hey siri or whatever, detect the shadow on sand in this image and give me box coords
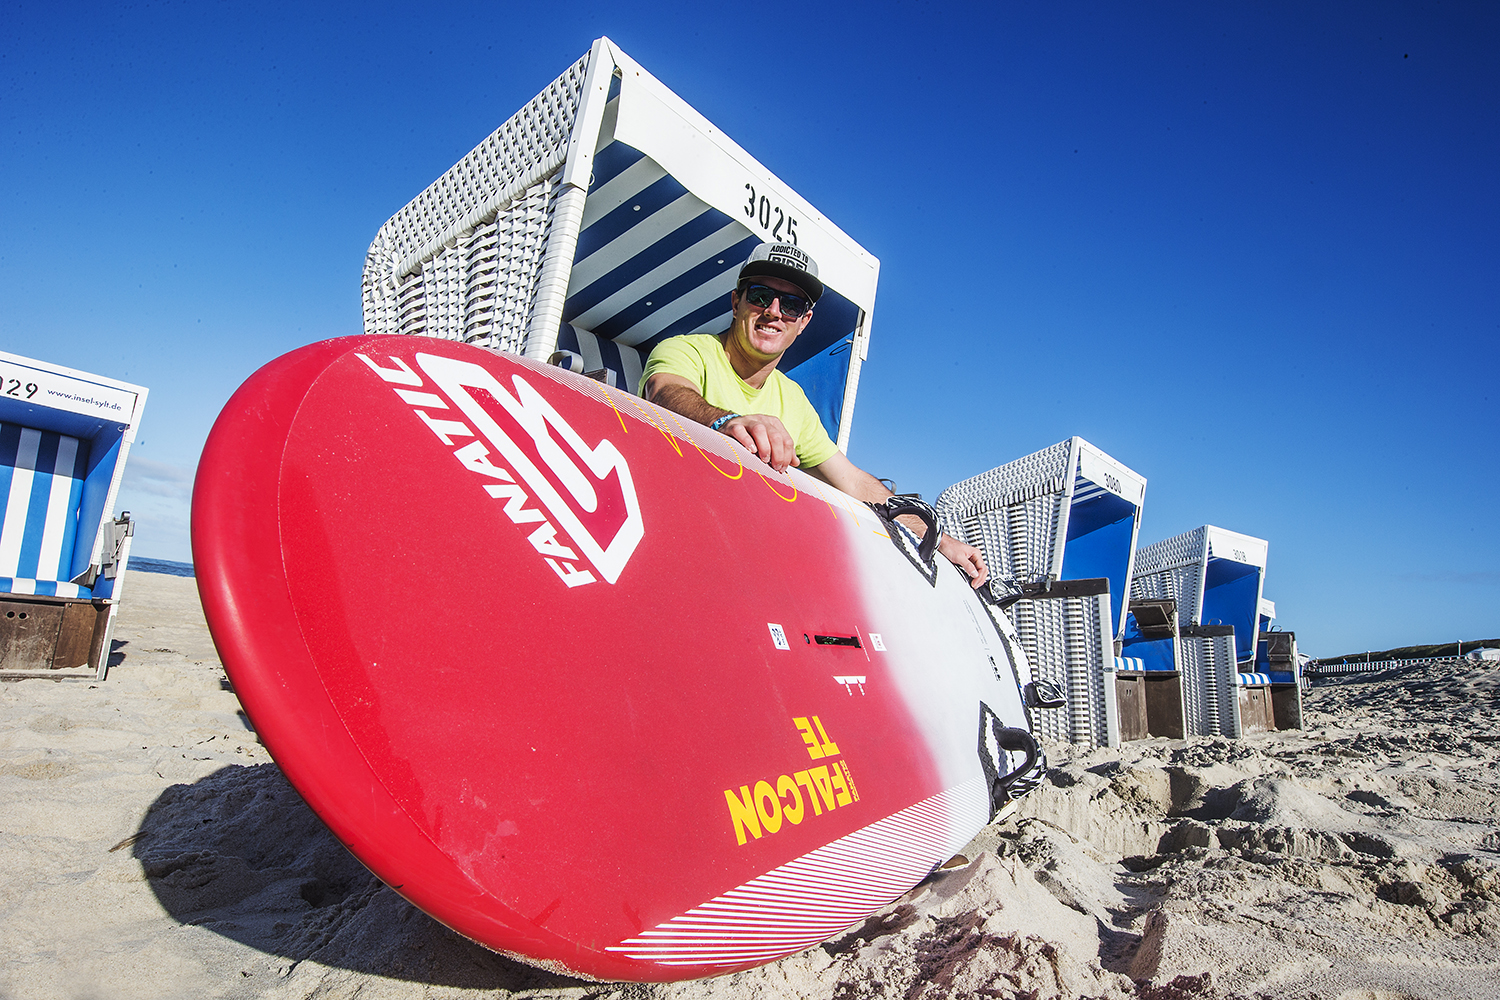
[131,763,594,991]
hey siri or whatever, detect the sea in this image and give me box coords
[130,557,195,578]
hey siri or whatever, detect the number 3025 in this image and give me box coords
[5,378,38,399]
[744,184,798,245]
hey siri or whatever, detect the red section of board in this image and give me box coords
[194,337,973,981]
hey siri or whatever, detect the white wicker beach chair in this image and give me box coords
[0,350,146,680]
[1130,525,1291,737]
[935,437,1147,748]
[361,37,880,452]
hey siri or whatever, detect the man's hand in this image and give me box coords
[722,413,799,473]
[643,373,801,473]
[937,533,989,589]
[808,453,990,589]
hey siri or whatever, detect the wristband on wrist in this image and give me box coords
[709,413,740,432]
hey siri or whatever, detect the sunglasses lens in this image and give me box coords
[745,285,775,308]
[743,284,808,319]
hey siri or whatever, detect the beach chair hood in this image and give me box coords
[361,37,879,452]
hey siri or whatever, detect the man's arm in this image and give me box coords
[644,370,988,587]
[643,372,800,473]
[806,452,989,588]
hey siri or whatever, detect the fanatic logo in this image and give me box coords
[357,351,644,587]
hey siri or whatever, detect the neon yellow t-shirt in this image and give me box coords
[640,333,840,469]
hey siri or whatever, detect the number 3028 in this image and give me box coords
[5,379,38,399]
[744,184,798,245]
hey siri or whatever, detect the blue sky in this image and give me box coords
[2,1,1495,656]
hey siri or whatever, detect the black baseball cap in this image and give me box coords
[737,243,824,303]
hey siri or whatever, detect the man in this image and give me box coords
[640,243,988,588]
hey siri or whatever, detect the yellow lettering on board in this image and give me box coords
[625,393,683,457]
[757,468,798,502]
[808,765,837,812]
[838,760,861,803]
[725,786,762,845]
[793,770,824,816]
[801,475,842,520]
[754,780,783,834]
[597,384,630,434]
[659,408,744,479]
[812,716,840,758]
[793,717,824,759]
[777,774,805,825]
[830,762,852,807]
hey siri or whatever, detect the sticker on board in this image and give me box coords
[767,623,790,650]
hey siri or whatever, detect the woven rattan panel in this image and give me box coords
[936,440,1072,514]
[1178,634,1238,738]
[1008,595,1107,748]
[375,171,562,351]
[1129,564,1199,622]
[1130,526,1208,624]
[936,440,1072,601]
[938,442,1117,747]
[473,179,559,350]
[1132,526,1206,578]
[363,52,589,343]
[1211,633,1239,736]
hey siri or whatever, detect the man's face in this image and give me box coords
[728,276,815,362]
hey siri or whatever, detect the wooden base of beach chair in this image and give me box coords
[1271,684,1303,731]
[1117,670,1188,741]
[1144,672,1187,739]
[1116,674,1148,741]
[1237,684,1275,734]
[0,595,109,673]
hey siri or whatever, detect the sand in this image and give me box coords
[3,571,1498,1000]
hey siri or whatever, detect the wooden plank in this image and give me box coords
[1271,684,1302,730]
[1116,675,1148,742]
[1144,675,1186,739]
[54,601,100,669]
[1238,686,1274,734]
[0,599,66,671]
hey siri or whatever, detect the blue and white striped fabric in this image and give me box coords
[1236,672,1272,686]
[1073,472,1114,506]
[565,137,759,362]
[555,323,647,395]
[561,102,862,433]
[0,423,92,598]
[1115,656,1146,672]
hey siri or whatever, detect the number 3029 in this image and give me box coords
[744,184,798,245]
[5,378,38,399]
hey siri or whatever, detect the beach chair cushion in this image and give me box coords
[1237,670,1294,685]
[0,424,93,599]
[0,576,89,598]
[1115,656,1146,672]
